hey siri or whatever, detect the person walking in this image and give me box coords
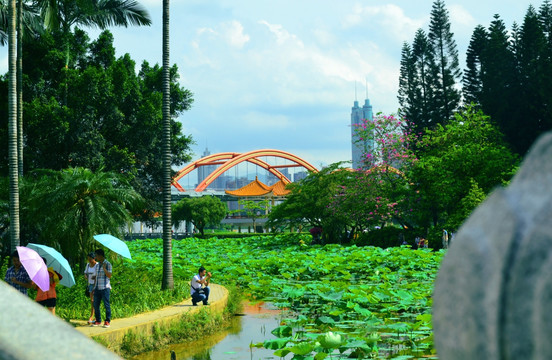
[83,252,98,324]
[93,249,112,328]
[190,266,211,306]
[4,250,32,295]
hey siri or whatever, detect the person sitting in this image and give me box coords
[190,266,211,306]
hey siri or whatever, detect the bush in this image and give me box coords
[353,227,415,248]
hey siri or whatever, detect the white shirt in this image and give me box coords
[191,274,203,295]
[84,263,98,285]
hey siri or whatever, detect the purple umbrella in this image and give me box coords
[16,246,49,292]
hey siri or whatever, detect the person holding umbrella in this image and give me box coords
[4,250,32,295]
[84,252,98,324]
[93,249,112,328]
[33,257,60,315]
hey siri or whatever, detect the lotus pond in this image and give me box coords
[127,234,445,359]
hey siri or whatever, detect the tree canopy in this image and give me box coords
[402,0,552,156]
[0,28,194,222]
[172,196,227,236]
[408,106,519,230]
[22,167,143,266]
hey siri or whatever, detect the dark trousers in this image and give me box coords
[191,286,210,305]
[94,288,111,322]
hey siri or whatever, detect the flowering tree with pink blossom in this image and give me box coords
[354,113,418,170]
[329,113,419,233]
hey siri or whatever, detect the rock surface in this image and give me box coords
[433,131,552,359]
[0,281,120,359]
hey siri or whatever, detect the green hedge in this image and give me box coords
[352,227,444,250]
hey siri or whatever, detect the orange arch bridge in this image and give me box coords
[172,149,319,192]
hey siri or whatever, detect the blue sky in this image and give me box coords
[0,1,538,170]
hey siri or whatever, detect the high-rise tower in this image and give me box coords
[197,147,216,188]
[351,84,374,169]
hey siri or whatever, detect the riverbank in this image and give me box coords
[73,283,229,357]
[131,302,283,360]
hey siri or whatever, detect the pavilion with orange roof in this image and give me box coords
[225,176,290,198]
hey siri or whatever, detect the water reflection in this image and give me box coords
[131,302,282,360]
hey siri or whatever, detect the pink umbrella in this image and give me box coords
[16,246,49,292]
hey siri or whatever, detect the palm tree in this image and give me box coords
[1,2,42,179]
[161,0,173,290]
[17,0,24,177]
[24,167,143,265]
[39,0,151,31]
[8,0,20,252]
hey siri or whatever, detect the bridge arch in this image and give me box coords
[172,149,318,192]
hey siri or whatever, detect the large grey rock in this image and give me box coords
[0,282,120,360]
[433,131,552,360]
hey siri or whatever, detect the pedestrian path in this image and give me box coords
[73,284,228,346]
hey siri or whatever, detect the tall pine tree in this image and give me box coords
[398,42,416,121]
[398,29,436,133]
[480,15,517,150]
[428,0,461,126]
[516,6,548,154]
[538,1,552,140]
[463,25,487,106]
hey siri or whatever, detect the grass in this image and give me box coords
[117,284,243,358]
[55,262,190,321]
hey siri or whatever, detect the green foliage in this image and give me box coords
[354,227,415,249]
[233,198,269,233]
[118,308,225,358]
[446,179,487,230]
[463,25,487,105]
[124,236,443,359]
[343,113,418,231]
[399,0,462,133]
[408,105,519,230]
[398,28,435,133]
[267,163,352,243]
[21,167,143,266]
[19,235,442,358]
[0,28,194,223]
[56,259,189,321]
[428,0,462,125]
[172,196,227,236]
[402,1,552,156]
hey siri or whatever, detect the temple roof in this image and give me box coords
[268,180,291,196]
[225,177,290,197]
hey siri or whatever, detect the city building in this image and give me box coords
[197,147,218,189]
[351,86,374,170]
[294,171,307,182]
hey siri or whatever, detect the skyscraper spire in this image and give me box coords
[351,78,374,170]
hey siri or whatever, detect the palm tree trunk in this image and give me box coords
[161,0,174,290]
[8,0,20,251]
[17,0,23,177]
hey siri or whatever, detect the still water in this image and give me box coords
[131,302,283,360]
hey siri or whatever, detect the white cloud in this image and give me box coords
[258,20,303,47]
[343,4,424,42]
[197,27,216,36]
[220,21,250,49]
[312,28,336,46]
[242,111,290,129]
[0,54,6,75]
[449,4,476,28]
[196,21,250,49]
